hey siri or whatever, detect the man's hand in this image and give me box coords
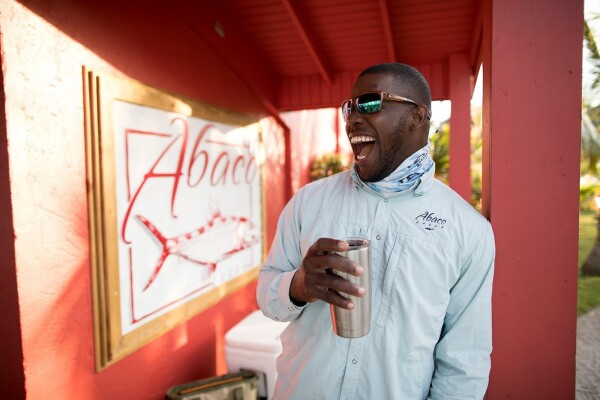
[290,238,366,309]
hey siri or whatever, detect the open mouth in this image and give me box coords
[350,136,376,161]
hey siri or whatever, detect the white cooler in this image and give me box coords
[225,310,289,400]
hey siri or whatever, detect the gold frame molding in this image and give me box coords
[83,67,266,370]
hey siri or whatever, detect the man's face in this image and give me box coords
[345,73,415,182]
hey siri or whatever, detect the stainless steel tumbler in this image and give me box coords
[330,237,371,338]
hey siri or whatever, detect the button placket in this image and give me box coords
[340,340,367,399]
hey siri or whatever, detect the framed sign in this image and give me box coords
[83,68,265,370]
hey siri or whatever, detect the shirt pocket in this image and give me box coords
[374,232,454,329]
[374,233,407,329]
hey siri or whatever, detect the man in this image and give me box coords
[257,63,495,399]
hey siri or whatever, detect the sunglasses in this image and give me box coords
[341,91,431,121]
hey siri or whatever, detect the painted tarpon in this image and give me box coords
[135,211,260,291]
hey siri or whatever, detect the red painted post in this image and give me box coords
[482,0,582,398]
[449,53,473,202]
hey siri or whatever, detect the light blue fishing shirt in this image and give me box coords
[257,167,495,400]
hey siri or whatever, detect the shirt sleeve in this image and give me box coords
[256,193,307,322]
[428,220,495,400]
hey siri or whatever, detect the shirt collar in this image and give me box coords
[351,166,435,195]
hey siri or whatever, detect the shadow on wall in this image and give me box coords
[20,176,262,397]
[0,66,26,399]
[16,0,269,116]
[26,254,258,399]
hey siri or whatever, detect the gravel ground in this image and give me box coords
[576,307,600,400]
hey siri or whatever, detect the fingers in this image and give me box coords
[293,238,367,309]
[308,237,349,256]
[292,262,365,307]
[305,272,366,309]
[326,255,364,276]
[307,284,356,309]
[305,239,363,276]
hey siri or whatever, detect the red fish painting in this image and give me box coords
[135,211,260,291]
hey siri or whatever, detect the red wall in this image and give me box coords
[281,108,352,192]
[0,1,287,398]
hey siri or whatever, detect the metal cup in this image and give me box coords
[329,237,371,338]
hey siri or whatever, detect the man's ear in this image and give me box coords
[410,105,429,129]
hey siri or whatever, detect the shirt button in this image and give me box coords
[384,198,388,203]
[352,359,357,364]
[376,235,381,240]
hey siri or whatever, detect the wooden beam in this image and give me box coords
[483,0,581,396]
[448,53,472,201]
[176,2,279,110]
[281,0,333,86]
[378,0,396,62]
[469,2,483,97]
[469,1,483,71]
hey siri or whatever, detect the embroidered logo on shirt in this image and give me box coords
[415,211,447,231]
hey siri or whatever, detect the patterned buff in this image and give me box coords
[365,142,434,194]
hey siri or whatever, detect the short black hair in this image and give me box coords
[359,63,431,109]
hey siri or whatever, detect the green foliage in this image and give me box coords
[470,109,483,211]
[578,211,600,315]
[579,211,596,267]
[580,181,600,211]
[309,153,348,181]
[578,276,600,316]
[582,14,600,176]
[429,123,450,184]
[584,19,600,95]
[588,102,600,124]
[579,20,600,317]
[429,107,483,210]
[581,109,600,176]
[470,173,482,211]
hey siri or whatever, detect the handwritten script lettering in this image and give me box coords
[121,118,258,243]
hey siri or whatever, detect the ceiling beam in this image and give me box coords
[469,1,483,70]
[378,0,397,62]
[468,1,483,95]
[176,3,283,119]
[281,0,333,86]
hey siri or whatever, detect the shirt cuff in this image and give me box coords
[278,269,307,313]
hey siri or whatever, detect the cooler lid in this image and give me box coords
[225,310,289,353]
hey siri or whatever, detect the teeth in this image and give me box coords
[357,155,366,160]
[350,136,375,144]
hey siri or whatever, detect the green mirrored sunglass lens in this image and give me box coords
[358,100,381,114]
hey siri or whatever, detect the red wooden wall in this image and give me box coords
[0,1,287,398]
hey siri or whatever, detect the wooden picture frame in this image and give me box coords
[83,68,266,370]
